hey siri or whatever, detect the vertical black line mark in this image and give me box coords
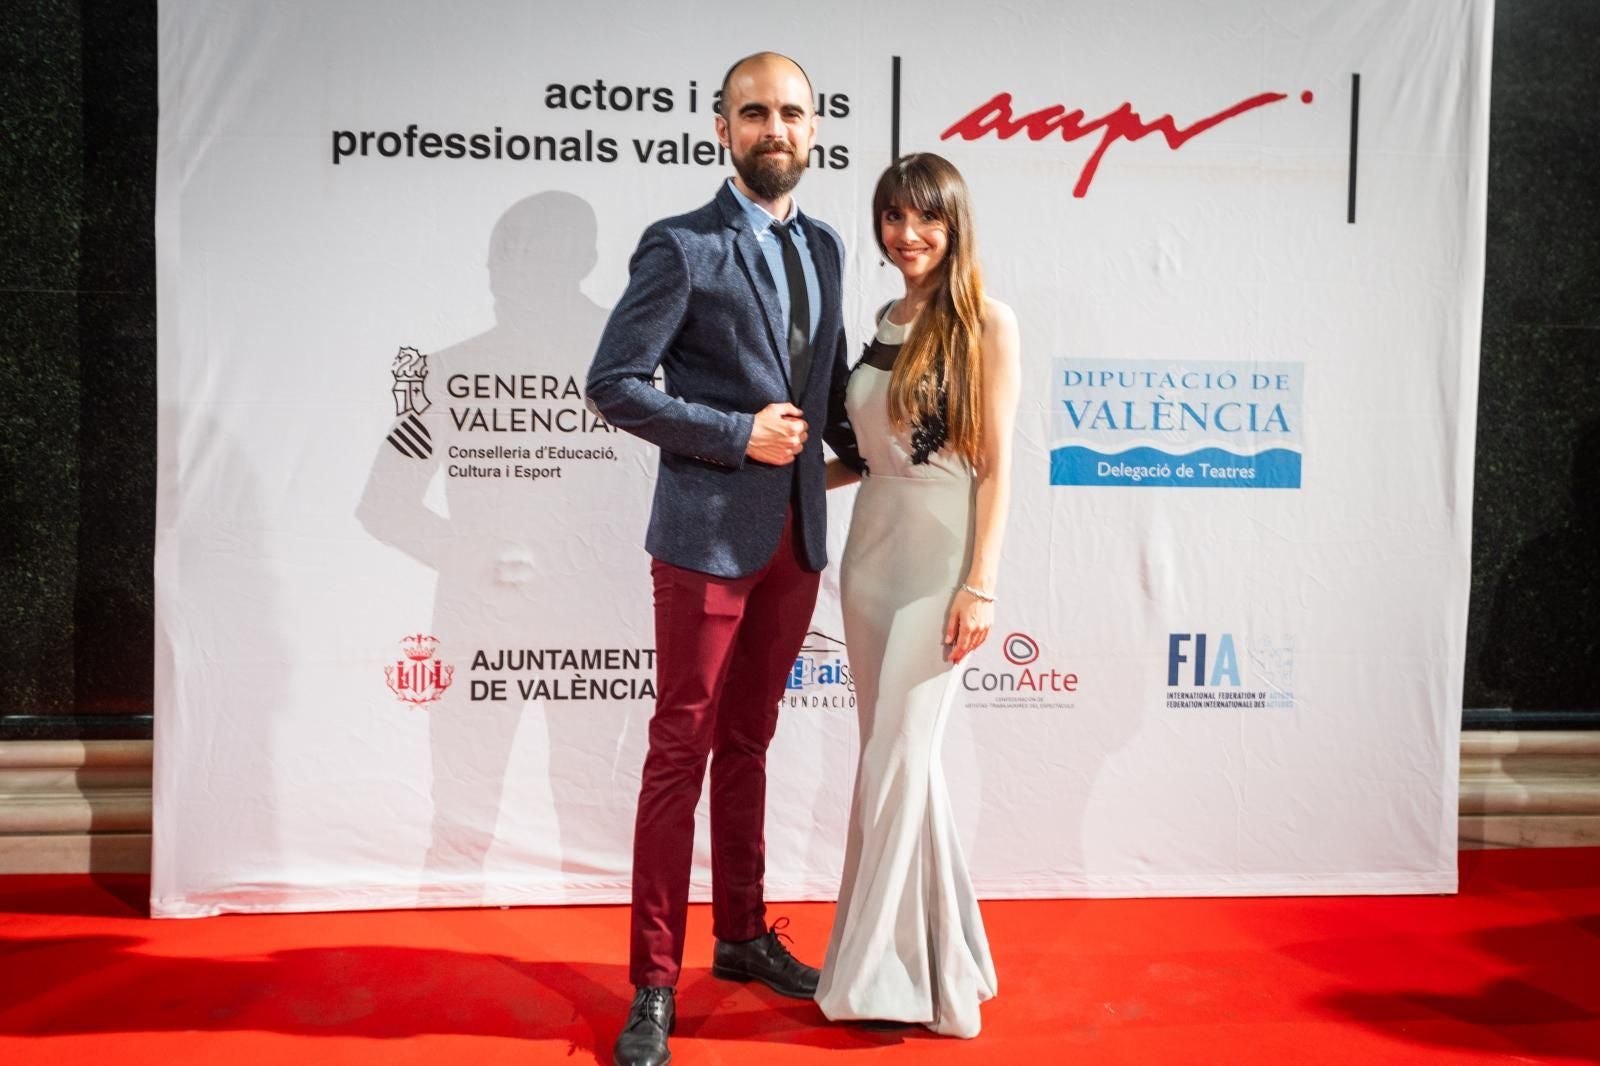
[1347,73,1360,224]
[891,56,901,163]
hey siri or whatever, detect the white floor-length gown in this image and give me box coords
[815,312,997,1038]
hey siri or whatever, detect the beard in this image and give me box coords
[733,141,808,200]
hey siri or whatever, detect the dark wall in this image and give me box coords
[0,2,1595,736]
[1467,1,1600,717]
[1,1,155,735]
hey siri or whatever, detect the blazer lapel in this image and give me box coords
[800,212,839,402]
[719,189,792,392]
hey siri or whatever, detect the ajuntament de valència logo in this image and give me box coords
[465,646,657,703]
[1051,359,1304,488]
[385,633,455,706]
[1165,632,1295,710]
[962,631,1079,709]
[385,346,433,459]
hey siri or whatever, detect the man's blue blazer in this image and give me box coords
[586,182,863,579]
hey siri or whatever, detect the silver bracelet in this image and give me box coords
[960,583,996,603]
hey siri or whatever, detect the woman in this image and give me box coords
[816,153,1020,1038]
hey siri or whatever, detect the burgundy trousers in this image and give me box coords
[629,507,820,988]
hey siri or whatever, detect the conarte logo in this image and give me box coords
[963,632,1078,697]
[941,87,1315,197]
[1002,632,1039,666]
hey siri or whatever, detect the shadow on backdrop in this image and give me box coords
[151,407,287,907]
[357,191,650,904]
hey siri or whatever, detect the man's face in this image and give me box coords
[715,58,817,202]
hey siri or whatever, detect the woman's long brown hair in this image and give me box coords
[872,153,985,466]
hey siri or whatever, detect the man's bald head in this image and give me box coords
[717,51,814,117]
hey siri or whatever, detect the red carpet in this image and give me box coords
[2,849,1597,1065]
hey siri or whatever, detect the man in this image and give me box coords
[586,51,862,1066]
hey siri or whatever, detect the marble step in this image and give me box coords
[3,734,1598,872]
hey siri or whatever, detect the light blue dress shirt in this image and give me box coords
[726,178,822,346]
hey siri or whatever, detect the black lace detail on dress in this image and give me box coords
[858,312,948,465]
[908,365,949,466]
[849,343,873,478]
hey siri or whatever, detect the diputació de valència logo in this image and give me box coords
[1051,359,1303,488]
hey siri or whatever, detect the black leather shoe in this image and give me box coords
[711,917,820,999]
[613,985,674,1066]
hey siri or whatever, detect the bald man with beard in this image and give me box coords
[586,51,863,1066]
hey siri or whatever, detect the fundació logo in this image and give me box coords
[787,630,855,708]
[385,346,434,459]
[385,632,455,706]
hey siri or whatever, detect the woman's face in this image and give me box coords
[880,200,949,284]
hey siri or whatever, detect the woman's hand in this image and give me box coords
[943,587,994,662]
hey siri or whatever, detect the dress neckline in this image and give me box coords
[876,313,914,346]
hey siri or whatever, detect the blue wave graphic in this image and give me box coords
[1050,446,1302,488]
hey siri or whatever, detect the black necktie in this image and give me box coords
[770,220,812,397]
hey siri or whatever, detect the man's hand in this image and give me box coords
[745,402,808,465]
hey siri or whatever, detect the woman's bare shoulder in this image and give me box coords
[980,297,1018,337]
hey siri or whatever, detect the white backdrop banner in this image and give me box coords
[154,0,1490,916]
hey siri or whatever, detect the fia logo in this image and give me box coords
[1167,633,1241,687]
